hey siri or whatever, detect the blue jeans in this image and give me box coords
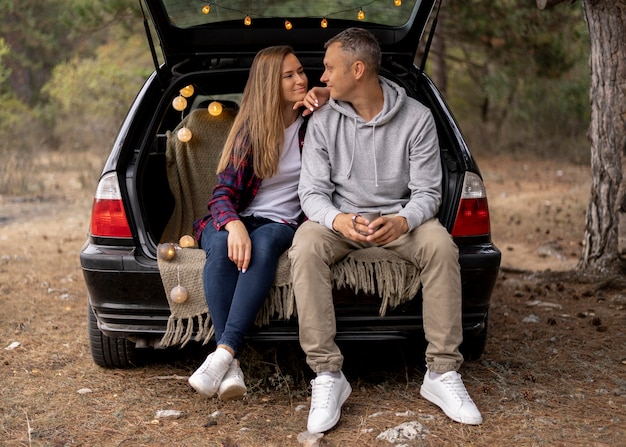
[200,216,296,356]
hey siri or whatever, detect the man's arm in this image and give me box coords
[298,113,342,229]
[397,108,442,232]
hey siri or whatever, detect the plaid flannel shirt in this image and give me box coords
[193,117,308,241]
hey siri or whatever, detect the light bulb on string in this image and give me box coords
[179,85,194,98]
[244,15,252,26]
[172,95,187,111]
[284,20,293,30]
[321,18,328,28]
[357,8,365,20]
[394,0,402,6]
[179,235,197,248]
[202,4,210,14]
[208,101,223,116]
[157,242,177,261]
[177,127,192,142]
[170,266,189,304]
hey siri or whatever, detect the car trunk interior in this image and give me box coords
[135,63,465,261]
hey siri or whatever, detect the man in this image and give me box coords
[289,27,483,434]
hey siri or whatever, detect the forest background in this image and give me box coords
[0,0,591,197]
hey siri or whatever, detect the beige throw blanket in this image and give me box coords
[158,108,422,347]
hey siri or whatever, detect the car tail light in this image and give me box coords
[451,172,491,237]
[90,172,132,239]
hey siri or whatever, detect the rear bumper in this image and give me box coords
[80,240,501,343]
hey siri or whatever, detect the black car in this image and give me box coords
[80,0,501,368]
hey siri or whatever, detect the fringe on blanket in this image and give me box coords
[158,251,421,348]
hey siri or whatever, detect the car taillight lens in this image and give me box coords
[451,172,491,237]
[90,172,132,239]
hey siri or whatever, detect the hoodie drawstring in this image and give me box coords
[345,117,357,179]
[372,124,378,187]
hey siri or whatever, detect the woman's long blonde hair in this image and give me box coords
[217,45,296,179]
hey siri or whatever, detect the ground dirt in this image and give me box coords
[1,152,625,447]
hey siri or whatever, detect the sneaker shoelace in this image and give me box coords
[440,373,474,403]
[197,354,225,382]
[310,377,334,410]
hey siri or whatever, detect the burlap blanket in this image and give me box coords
[158,108,421,347]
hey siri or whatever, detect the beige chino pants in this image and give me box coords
[289,218,464,374]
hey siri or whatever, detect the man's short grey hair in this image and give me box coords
[325,27,381,75]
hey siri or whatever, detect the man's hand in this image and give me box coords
[333,214,408,245]
[294,87,330,116]
[224,220,251,272]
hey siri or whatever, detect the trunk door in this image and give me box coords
[142,0,436,71]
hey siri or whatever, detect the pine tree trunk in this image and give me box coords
[578,0,626,274]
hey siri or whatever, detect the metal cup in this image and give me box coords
[358,211,381,234]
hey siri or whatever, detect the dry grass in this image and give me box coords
[1,151,624,446]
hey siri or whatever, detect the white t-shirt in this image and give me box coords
[240,116,303,224]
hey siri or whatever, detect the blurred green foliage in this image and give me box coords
[441,0,590,159]
[0,0,590,165]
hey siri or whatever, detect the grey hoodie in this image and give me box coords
[299,77,442,232]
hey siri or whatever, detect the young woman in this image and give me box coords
[188,46,309,401]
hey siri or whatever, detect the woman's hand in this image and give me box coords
[294,86,330,116]
[224,220,251,273]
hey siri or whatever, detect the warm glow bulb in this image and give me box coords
[357,9,365,20]
[321,18,328,28]
[179,85,194,98]
[208,101,223,116]
[172,96,187,111]
[244,15,252,26]
[170,285,189,304]
[177,127,192,142]
[157,243,177,261]
[179,235,197,248]
[202,5,210,14]
[284,20,292,30]
[394,0,402,6]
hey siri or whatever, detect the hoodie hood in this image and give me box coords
[328,77,407,127]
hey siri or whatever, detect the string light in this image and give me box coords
[172,96,187,111]
[196,2,404,29]
[208,101,223,116]
[179,85,194,97]
[177,127,192,142]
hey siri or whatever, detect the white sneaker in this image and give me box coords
[307,371,352,433]
[188,349,232,397]
[420,369,483,425]
[218,361,246,401]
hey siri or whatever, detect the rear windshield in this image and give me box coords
[162,0,421,29]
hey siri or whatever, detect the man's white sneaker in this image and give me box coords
[218,361,246,401]
[188,349,232,397]
[307,371,352,433]
[420,370,483,425]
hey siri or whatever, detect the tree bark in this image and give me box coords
[578,0,626,274]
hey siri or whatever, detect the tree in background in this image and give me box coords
[0,0,144,153]
[539,0,625,274]
[436,0,589,155]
